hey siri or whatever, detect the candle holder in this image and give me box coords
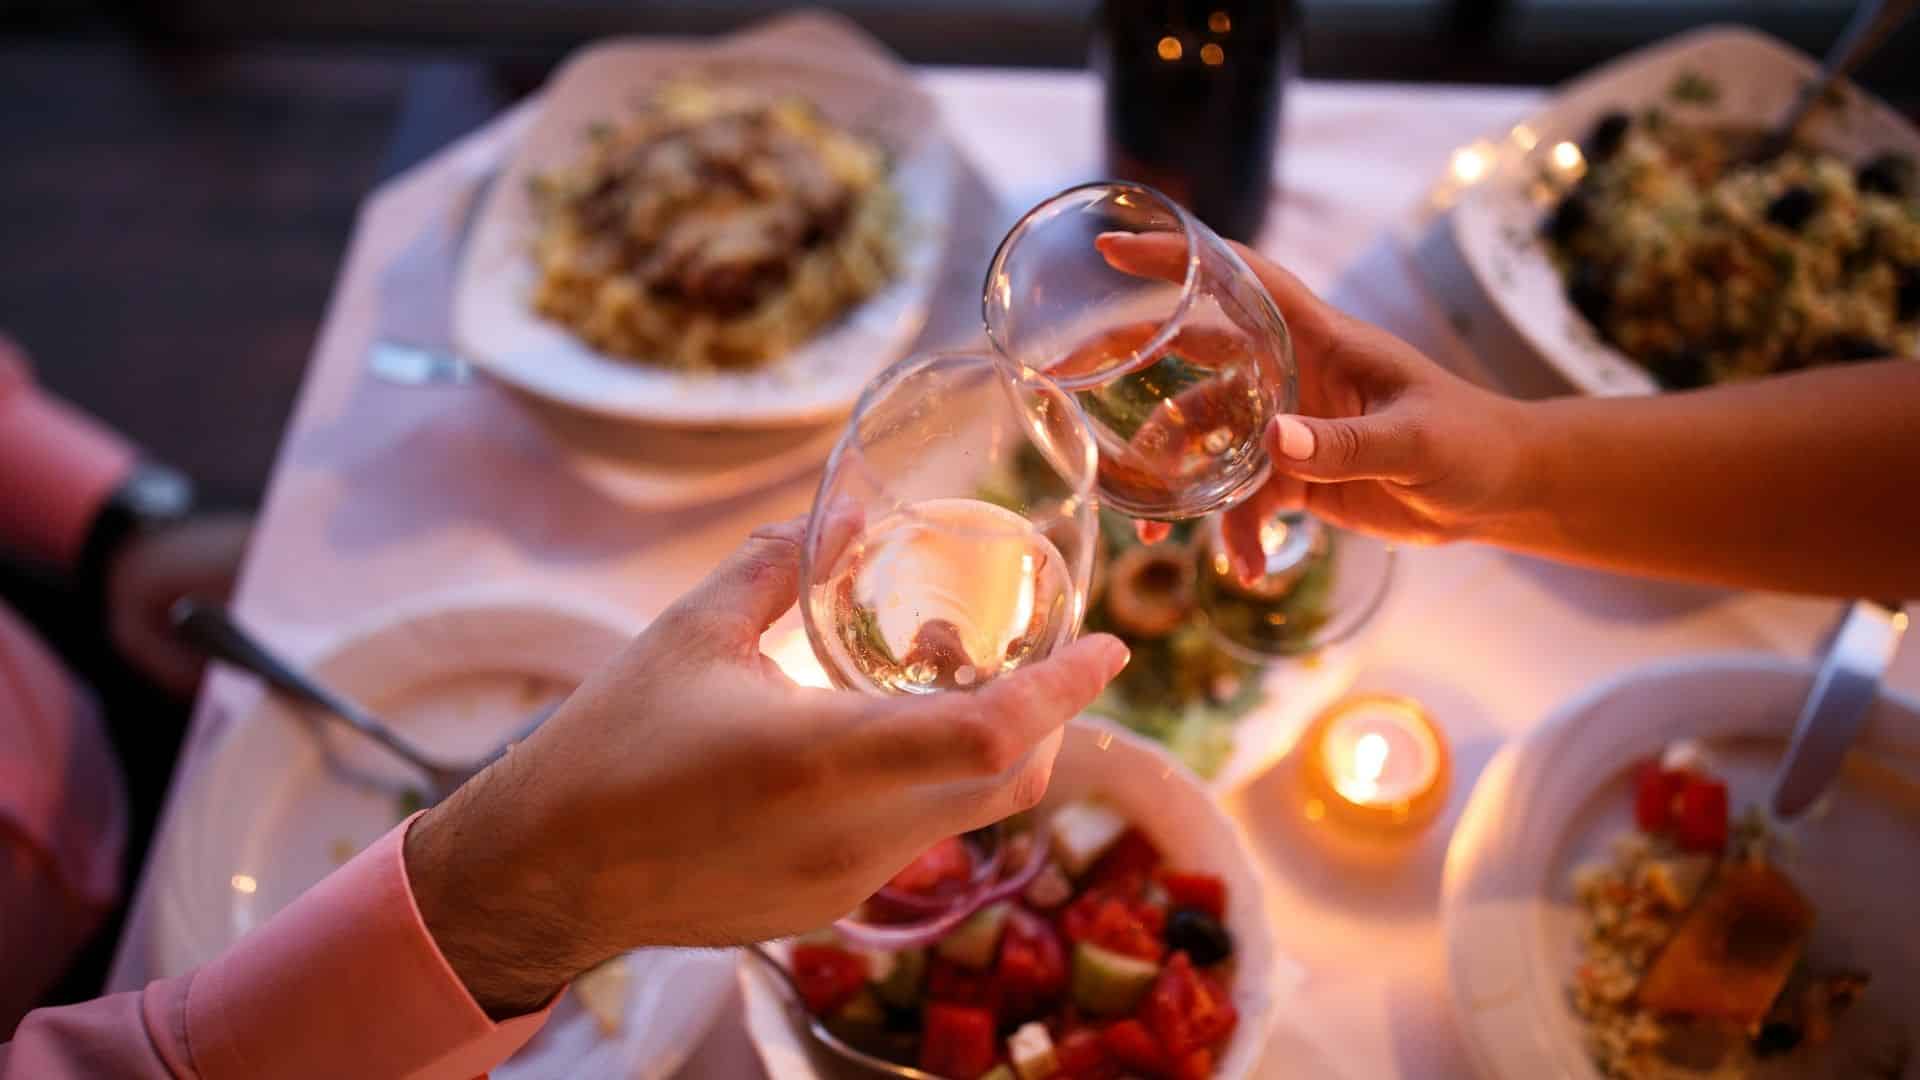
[1296,694,1450,836]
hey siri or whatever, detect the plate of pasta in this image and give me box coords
[453,12,956,427]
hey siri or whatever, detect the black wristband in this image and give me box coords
[71,462,194,623]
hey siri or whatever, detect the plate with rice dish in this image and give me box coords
[1443,655,1920,1079]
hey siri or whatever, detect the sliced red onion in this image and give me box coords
[976,824,1053,907]
[872,828,1006,915]
[831,823,1053,953]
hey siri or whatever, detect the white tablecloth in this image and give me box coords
[108,68,1920,1079]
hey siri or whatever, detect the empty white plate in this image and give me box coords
[147,589,732,1077]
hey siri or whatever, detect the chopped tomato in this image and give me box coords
[1143,952,1238,1057]
[1672,775,1729,853]
[1633,762,1687,834]
[1055,1027,1119,1079]
[1087,828,1163,894]
[790,945,868,1016]
[920,1003,998,1080]
[996,909,1069,1021]
[1156,871,1227,920]
[1171,1047,1214,1080]
[1061,891,1164,962]
[1100,1018,1169,1075]
[926,956,1001,1015]
[889,835,974,894]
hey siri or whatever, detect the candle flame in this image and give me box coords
[1350,731,1389,801]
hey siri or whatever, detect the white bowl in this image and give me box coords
[1450,26,1920,396]
[1443,655,1920,1078]
[148,588,734,1078]
[739,718,1293,1079]
[453,11,956,427]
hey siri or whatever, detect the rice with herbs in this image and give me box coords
[1544,111,1919,388]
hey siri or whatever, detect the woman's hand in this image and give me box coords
[405,519,1129,1017]
[1097,232,1533,582]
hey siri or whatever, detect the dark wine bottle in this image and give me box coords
[1094,0,1299,242]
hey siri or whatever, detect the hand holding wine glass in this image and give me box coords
[407,518,1128,1017]
[1092,230,1534,573]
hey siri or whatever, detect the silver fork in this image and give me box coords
[172,600,556,804]
[365,162,499,387]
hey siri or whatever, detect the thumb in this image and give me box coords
[667,518,807,648]
[1267,413,1423,484]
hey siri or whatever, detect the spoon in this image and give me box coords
[743,944,945,1080]
[1770,599,1909,820]
[172,599,556,803]
[1746,0,1918,163]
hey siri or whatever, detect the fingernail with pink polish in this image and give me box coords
[1274,416,1315,461]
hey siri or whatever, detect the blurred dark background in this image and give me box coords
[2,0,1917,510]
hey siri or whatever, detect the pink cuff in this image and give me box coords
[0,370,136,570]
[183,815,553,1078]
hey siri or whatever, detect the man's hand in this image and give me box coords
[404,519,1129,1018]
[107,513,253,696]
[1096,231,1533,582]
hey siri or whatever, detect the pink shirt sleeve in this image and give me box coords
[0,337,136,570]
[0,817,554,1079]
[0,606,126,1030]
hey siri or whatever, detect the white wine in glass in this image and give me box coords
[813,498,1077,694]
[802,351,1100,697]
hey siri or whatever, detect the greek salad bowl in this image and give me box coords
[739,719,1292,1079]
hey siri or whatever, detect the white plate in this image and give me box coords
[739,719,1299,1080]
[1443,654,1920,1079]
[453,11,956,427]
[1450,26,1920,397]
[510,391,841,508]
[147,590,730,1077]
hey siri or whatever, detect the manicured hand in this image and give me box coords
[405,519,1129,1017]
[1097,231,1531,581]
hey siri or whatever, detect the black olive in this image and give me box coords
[1165,909,1234,967]
[1829,336,1890,363]
[881,1003,920,1033]
[1649,348,1709,390]
[1897,263,1920,322]
[1543,191,1592,244]
[1752,1020,1803,1057]
[1856,152,1915,199]
[1567,261,1613,326]
[1765,186,1819,230]
[1584,111,1631,163]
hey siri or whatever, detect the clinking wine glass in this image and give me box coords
[983,181,1296,523]
[985,181,1391,659]
[801,350,1099,696]
[797,350,1098,957]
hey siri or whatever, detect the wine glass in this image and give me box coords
[982,181,1297,523]
[1192,512,1396,662]
[801,350,1100,696]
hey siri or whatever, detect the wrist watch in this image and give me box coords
[75,460,195,615]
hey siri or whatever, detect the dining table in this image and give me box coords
[105,61,1920,1079]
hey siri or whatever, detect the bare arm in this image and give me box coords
[1097,231,1920,600]
[1496,361,1920,597]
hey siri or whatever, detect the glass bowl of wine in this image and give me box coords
[801,350,1101,696]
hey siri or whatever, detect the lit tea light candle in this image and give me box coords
[1300,695,1449,833]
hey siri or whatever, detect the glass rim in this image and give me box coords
[1199,513,1398,662]
[823,349,1100,537]
[982,180,1205,392]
